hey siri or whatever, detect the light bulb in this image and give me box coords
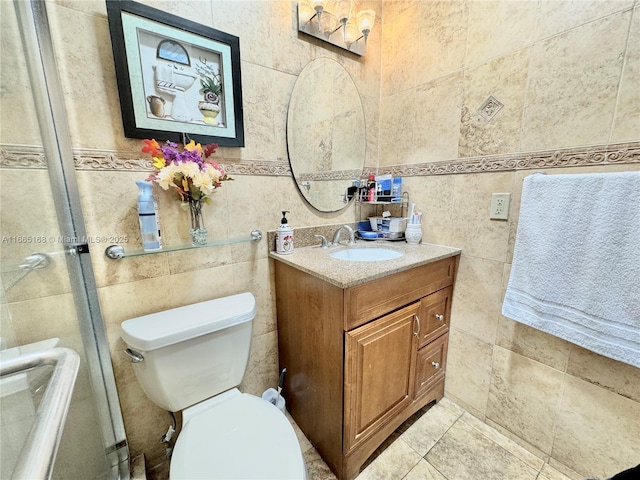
[320,11,338,38]
[343,22,360,47]
[357,9,375,38]
[298,1,315,23]
[334,0,351,25]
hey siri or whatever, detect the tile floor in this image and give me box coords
[292,397,585,480]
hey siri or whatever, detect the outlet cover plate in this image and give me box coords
[490,193,510,220]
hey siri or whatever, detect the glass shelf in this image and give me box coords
[105,229,262,260]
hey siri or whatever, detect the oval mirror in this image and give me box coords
[287,58,366,212]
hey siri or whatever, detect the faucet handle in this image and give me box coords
[314,234,329,249]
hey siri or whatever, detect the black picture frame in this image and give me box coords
[106,0,244,146]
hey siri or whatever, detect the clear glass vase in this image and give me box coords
[188,198,208,246]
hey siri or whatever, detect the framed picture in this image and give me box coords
[106,0,244,146]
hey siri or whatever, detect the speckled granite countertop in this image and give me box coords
[269,241,461,289]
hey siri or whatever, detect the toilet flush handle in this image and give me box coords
[124,348,144,363]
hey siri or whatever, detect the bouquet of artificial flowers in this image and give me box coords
[142,139,232,204]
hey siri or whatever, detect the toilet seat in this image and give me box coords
[170,390,307,479]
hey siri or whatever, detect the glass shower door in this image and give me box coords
[0,1,129,478]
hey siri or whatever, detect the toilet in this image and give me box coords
[120,292,307,479]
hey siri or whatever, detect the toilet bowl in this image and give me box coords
[120,293,307,479]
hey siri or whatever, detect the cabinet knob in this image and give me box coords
[435,313,444,321]
[432,361,440,369]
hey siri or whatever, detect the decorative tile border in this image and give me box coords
[2,141,638,177]
[374,141,640,177]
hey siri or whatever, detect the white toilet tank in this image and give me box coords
[120,292,256,412]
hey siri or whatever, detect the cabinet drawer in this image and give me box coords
[345,256,457,331]
[417,286,452,349]
[414,333,448,400]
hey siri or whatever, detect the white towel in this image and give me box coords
[502,171,640,368]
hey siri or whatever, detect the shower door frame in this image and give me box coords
[13,0,130,477]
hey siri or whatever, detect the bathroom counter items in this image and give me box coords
[269,241,460,289]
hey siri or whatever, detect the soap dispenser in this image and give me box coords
[136,180,162,251]
[275,211,294,254]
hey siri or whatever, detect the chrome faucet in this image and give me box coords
[314,234,330,249]
[332,225,356,246]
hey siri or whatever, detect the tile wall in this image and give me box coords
[1,0,638,477]
[379,2,640,478]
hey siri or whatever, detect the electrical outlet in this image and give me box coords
[490,193,511,220]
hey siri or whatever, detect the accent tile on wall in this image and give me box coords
[459,49,530,157]
[521,10,631,151]
[552,376,640,479]
[486,346,564,455]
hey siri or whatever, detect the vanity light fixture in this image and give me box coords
[297,0,376,56]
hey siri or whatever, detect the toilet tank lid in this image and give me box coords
[120,292,256,351]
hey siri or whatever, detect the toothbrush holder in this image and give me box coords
[405,224,422,245]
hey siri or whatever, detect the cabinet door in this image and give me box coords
[417,286,452,349]
[414,333,448,400]
[344,303,419,452]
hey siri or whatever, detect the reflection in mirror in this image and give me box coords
[287,58,366,212]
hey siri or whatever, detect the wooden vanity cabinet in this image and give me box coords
[274,255,458,480]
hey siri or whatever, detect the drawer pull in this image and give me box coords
[432,361,440,369]
[413,315,421,337]
[435,313,444,321]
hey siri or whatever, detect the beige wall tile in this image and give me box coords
[444,328,494,416]
[409,73,464,163]
[381,4,420,97]
[451,255,504,345]
[566,345,640,403]
[239,330,278,397]
[612,6,640,143]
[379,88,415,165]
[449,172,514,262]
[414,1,467,84]
[486,346,564,454]
[210,0,273,68]
[496,317,572,372]
[521,11,631,150]
[465,1,537,67]
[0,1,41,145]
[553,376,640,478]
[46,3,125,150]
[402,175,454,247]
[535,0,634,41]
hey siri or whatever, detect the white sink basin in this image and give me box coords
[330,247,404,262]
